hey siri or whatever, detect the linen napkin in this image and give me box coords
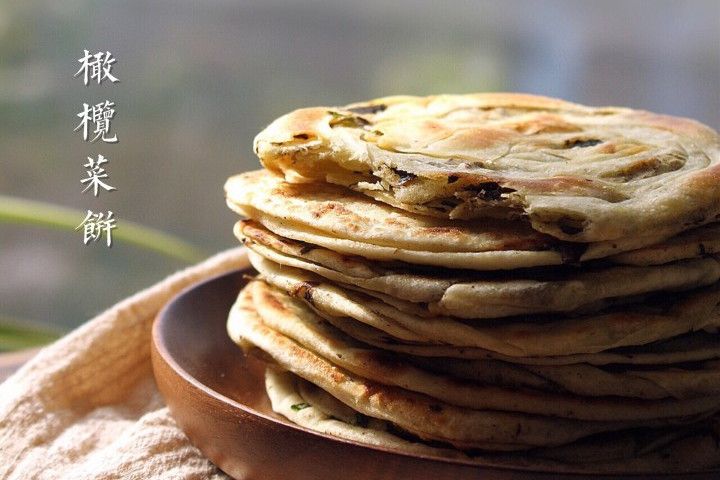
[0,248,250,479]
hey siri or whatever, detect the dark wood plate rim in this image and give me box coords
[151,268,491,468]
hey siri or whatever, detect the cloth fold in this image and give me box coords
[0,248,249,480]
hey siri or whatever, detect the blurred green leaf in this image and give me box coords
[0,195,207,263]
[0,316,61,351]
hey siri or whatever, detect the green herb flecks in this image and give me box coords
[327,111,370,129]
[291,402,311,411]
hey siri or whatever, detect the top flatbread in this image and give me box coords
[254,93,720,243]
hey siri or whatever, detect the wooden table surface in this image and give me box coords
[0,348,39,383]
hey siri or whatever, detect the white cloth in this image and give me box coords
[0,248,249,479]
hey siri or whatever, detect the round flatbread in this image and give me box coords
[323,314,720,366]
[610,222,720,266]
[250,253,720,357]
[227,286,663,449]
[253,92,720,243]
[242,222,720,318]
[266,368,720,474]
[413,357,720,400]
[263,365,457,457]
[226,170,689,270]
[247,280,720,421]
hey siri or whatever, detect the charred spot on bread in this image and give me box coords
[565,138,603,148]
[347,104,387,115]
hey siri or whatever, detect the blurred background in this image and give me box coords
[1,0,719,347]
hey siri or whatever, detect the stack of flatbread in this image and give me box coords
[224,93,720,474]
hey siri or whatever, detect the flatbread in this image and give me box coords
[263,365,457,456]
[610,222,720,266]
[266,368,720,474]
[323,314,720,366]
[227,285,665,449]
[414,357,720,400]
[250,253,720,357]
[253,92,720,243]
[226,170,690,270]
[243,222,720,318]
[247,280,720,421]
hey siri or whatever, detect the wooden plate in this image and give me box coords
[151,268,715,480]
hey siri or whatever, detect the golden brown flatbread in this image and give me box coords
[243,222,720,318]
[266,368,720,474]
[253,93,720,243]
[247,280,720,421]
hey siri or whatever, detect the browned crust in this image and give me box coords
[253,93,720,242]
